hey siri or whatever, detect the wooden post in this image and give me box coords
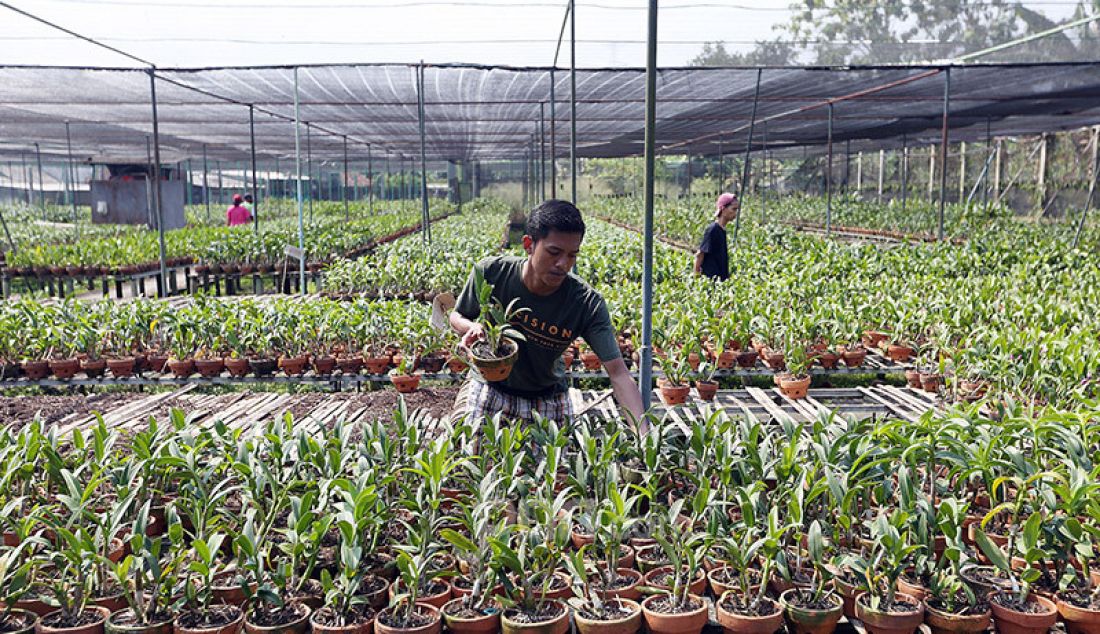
[877,149,885,203]
[856,152,863,192]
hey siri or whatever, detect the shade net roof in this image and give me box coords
[0,62,1098,164]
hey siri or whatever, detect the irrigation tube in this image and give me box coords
[293,67,306,295]
[148,69,169,298]
[639,0,658,414]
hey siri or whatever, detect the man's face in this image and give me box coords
[523,230,583,290]
[720,200,740,222]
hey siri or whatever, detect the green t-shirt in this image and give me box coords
[455,255,621,398]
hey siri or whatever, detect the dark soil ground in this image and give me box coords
[0,393,140,428]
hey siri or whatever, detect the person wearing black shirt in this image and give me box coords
[694,192,739,280]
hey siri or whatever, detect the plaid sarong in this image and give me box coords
[452,378,573,426]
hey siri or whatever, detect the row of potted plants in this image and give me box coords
[0,395,1098,634]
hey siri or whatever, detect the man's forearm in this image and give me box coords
[610,371,645,423]
[694,251,704,274]
[449,311,475,335]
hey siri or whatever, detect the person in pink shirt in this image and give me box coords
[226,194,252,227]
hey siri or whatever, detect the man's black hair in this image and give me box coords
[526,199,585,242]
[244,194,253,202]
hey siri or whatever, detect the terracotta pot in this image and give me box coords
[905,370,922,389]
[105,613,174,634]
[174,606,245,634]
[243,603,310,634]
[644,566,707,597]
[224,357,250,377]
[711,349,735,370]
[659,385,690,406]
[779,375,811,400]
[0,609,37,634]
[707,567,752,599]
[49,358,81,380]
[194,358,225,378]
[896,577,928,603]
[248,358,276,377]
[471,340,520,382]
[278,355,308,376]
[309,607,374,634]
[81,358,107,379]
[817,352,839,370]
[106,357,136,378]
[780,589,843,634]
[988,595,1056,634]
[695,381,718,402]
[920,373,943,393]
[593,569,643,602]
[387,580,451,609]
[440,599,500,634]
[446,357,467,373]
[571,528,595,549]
[735,350,758,368]
[854,593,925,634]
[533,572,573,601]
[922,600,991,634]
[212,571,257,607]
[886,345,915,363]
[14,595,54,618]
[641,594,708,634]
[390,374,421,393]
[337,356,364,375]
[92,592,127,614]
[145,354,169,374]
[763,351,785,371]
[574,598,642,634]
[863,331,889,348]
[309,355,336,375]
[364,357,391,375]
[37,607,110,634]
[580,351,602,371]
[500,600,569,634]
[715,593,783,634]
[416,355,446,374]
[375,604,441,634]
[841,348,866,368]
[21,360,50,381]
[166,358,194,378]
[1057,596,1100,634]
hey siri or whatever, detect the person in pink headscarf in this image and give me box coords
[693,192,739,280]
[226,194,252,227]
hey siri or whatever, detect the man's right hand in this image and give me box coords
[461,323,485,350]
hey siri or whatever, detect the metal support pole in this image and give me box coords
[1037,133,1049,213]
[343,136,350,222]
[368,144,374,214]
[1072,126,1099,249]
[217,160,223,205]
[20,151,29,206]
[877,149,885,203]
[34,143,44,212]
[306,123,313,222]
[929,145,936,201]
[202,144,210,222]
[640,0,658,415]
[64,121,78,232]
[550,68,557,196]
[569,0,577,203]
[959,141,967,201]
[937,68,951,241]
[732,68,762,243]
[825,102,833,236]
[901,133,909,212]
[844,139,851,193]
[293,67,306,294]
[147,69,168,298]
[249,105,259,233]
[856,151,863,193]
[539,103,547,200]
[418,62,431,244]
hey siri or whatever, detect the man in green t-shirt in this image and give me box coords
[450,199,645,430]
